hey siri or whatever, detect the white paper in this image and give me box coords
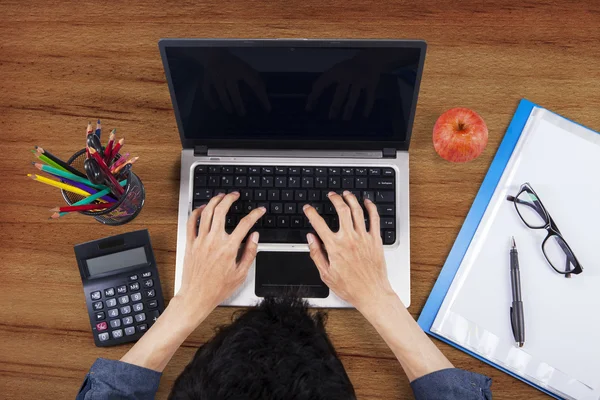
[432,107,600,399]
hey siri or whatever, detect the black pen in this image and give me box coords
[509,237,525,347]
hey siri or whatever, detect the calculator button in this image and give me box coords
[129,282,140,291]
[106,298,117,308]
[110,319,121,328]
[135,313,146,323]
[150,310,160,323]
[96,322,108,331]
[137,324,148,332]
[104,288,115,297]
[143,279,154,288]
[117,285,127,294]
[129,275,138,281]
[93,301,103,310]
[98,332,109,342]
[124,327,136,336]
[142,271,152,278]
[94,312,105,321]
[122,316,134,326]
[90,291,101,301]
[112,329,123,339]
[120,305,131,315]
[108,309,119,318]
[118,295,130,305]
[133,303,144,312]
[130,292,142,302]
[148,300,158,309]
[145,289,155,298]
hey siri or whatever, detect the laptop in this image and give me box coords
[159,39,427,308]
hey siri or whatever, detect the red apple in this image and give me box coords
[433,108,488,163]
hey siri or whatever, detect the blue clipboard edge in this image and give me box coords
[416,98,563,399]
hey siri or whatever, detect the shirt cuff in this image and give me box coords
[79,358,162,400]
[410,368,492,400]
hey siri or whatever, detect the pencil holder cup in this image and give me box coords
[60,149,145,225]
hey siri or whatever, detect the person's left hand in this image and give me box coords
[177,192,266,312]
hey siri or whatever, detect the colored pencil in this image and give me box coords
[53,179,126,218]
[32,150,69,172]
[110,152,130,172]
[33,162,106,190]
[112,156,138,174]
[35,147,87,178]
[95,119,102,138]
[50,203,113,213]
[59,177,115,202]
[28,174,91,197]
[86,121,93,135]
[86,121,93,158]
[88,148,124,195]
[110,138,124,162]
[105,129,115,163]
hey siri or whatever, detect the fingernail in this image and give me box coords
[306,233,314,245]
[327,191,335,197]
[218,192,226,196]
[259,206,267,212]
[252,231,260,243]
[364,198,372,203]
[303,204,310,210]
[343,190,350,196]
[231,191,240,196]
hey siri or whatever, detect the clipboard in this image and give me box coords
[417,98,600,400]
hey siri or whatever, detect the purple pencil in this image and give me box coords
[60,178,116,202]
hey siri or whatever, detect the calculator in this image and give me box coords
[74,229,165,347]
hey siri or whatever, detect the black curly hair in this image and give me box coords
[169,297,356,400]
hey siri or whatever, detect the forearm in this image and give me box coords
[359,293,453,382]
[120,296,212,372]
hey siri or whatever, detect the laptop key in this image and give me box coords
[209,166,221,174]
[268,189,280,201]
[369,178,394,189]
[302,177,314,188]
[376,191,394,202]
[288,176,300,188]
[275,176,286,187]
[194,189,212,200]
[222,166,234,174]
[235,176,247,187]
[384,230,395,244]
[368,168,381,176]
[355,167,367,176]
[291,216,303,228]
[262,167,274,174]
[315,177,327,188]
[235,166,247,174]
[261,176,273,187]
[342,168,354,175]
[381,218,395,228]
[383,168,394,176]
[377,204,395,215]
[275,167,287,174]
[195,166,207,174]
[328,168,340,175]
[277,216,290,227]
[356,177,367,189]
[271,203,283,214]
[264,216,276,227]
[208,176,219,187]
[222,176,233,187]
[342,177,354,189]
[289,167,300,175]
[329,177,340,188]
[285,203,296,214]
[255,190,266,201]
[194,175,207,187]
[363,191,375,202]
[308,190,320,201]
[302,167,314,175]
[244,202,256,213]
[315,167,327,176]
[249,167,260,174]
[241,189,252,201]
[249,176,260,187]
[295,190,307,201]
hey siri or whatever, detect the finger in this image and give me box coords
[307,233,330,277]
[364,198,381,237]
[327,192,353,231]
[211,191,241,231]
[303,204,333,241]
[306,72,333,111]
[230,206,267,242]
[215,80,233,113]
[236,231,260,277]
[363,85,376,117]
[342,190,366,231]
[342,85,362,120]
[226,80,246,116]
[187,205,205,245]
[246,74,271,112]
[198,193,226,236]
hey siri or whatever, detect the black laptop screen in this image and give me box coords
[163,43,424,149]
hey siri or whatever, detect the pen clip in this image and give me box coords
[510,306,517,340]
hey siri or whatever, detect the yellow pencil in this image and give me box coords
[27,174,91,197]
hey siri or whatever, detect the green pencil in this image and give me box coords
[56,179,127,218]
[32,150,69,172]
[33,162,106,190]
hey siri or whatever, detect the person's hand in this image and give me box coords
[178,192,266,313]
[302,191,395,311]
[202,50,271,116]
[305,56,383,120]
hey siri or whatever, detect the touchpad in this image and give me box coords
[255,252,329,298]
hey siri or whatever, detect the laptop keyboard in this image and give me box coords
[192,165,397,245]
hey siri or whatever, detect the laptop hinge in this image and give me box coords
[382,148,397,158]
[194,145,209,156]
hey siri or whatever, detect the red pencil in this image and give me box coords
[50,203,113,213]
[110,138,124,162]
[105,129,116,163]
[88,148,125,195]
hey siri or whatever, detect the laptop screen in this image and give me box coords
[161,41,426,150]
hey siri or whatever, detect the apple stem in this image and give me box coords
[457,122,465,131]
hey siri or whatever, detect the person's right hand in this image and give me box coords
[302,191,395,311]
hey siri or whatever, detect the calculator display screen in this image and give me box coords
[86,247,148,276]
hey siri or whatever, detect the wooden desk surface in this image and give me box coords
[1,1,599,398]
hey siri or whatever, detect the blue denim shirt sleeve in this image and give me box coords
[410,368,492,400]
[76,358,161,400]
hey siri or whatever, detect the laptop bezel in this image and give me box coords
[158,38,427,152]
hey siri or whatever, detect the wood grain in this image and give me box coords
[1,0,599,398]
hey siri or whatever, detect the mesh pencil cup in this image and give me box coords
[60,148,145,225]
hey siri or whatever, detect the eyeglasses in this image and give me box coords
[507,182,583,277]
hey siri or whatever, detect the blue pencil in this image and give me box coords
[95,119,101,138]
